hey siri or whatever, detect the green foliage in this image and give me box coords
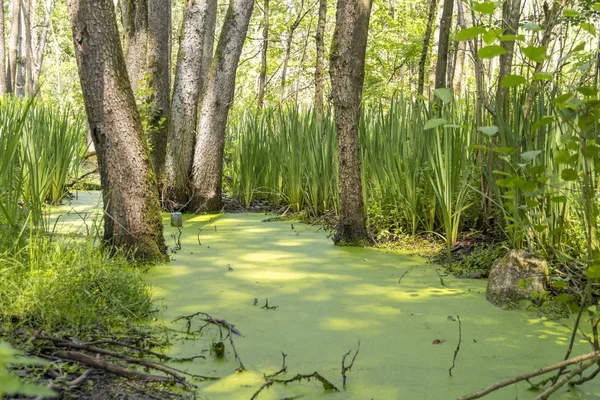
[443,243,508,278]
[0,233,152,334]
[0,98,86,230]
[0,341,55,398]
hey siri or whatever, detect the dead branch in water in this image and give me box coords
[342,340,360,389]
[172,312,242,337]
[449,315,461,377]
[458,351,600,400]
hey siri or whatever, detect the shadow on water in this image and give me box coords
[53,193,600,399]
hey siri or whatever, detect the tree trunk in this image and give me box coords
[122,0,171,181]
[0,0,6,96]
[496,0,521,118]
[163,0,216,210]
[434,0,453,89]
[189,0,254,212]
[417,0,437,97]
[256,0,268,112]
[31,0,51,94]
[15,2,25,98]
[21,0,33,96]
[329,0,372,246]
[314,0,326,124]
[68,0,167,262]
[280,0,304,103]
[7,0,19,93]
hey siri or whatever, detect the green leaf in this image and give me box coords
[434,88,452,104]
[478,45,506,59]
[555,294,571,303]
[522,22,541,31]
[456,26,486,41]
[564,9,580,17]
[526,199,539,208]
[551,195,567,204]
[580,22,597,36]
[469,144,487,152]
[533,72,553,81]
[483,28,503,44]
[478,125,499,136]
[532,116,555,131]
[526,165,545,175]
[577,86,598,97]
[492,147,516,155]
[501,74,526,88]
[554,149,577,164]
[551,280,568,289]
[522,46,547,63]
[496,177,516,187]
[515,178,537,192]
[589,305,597,313]
[561,168,578,181]
[521,150,541,162]
[518,279,528,288]
[473,1,497,14]
[592,4,600,11]
[424,118,446,130]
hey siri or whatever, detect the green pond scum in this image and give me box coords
[52,193,600,399]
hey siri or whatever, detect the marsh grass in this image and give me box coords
[0,231,152,335]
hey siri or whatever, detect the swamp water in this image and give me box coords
[52,192,600,399]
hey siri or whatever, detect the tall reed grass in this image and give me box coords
[0,99,85,232]
[226,92,591,260]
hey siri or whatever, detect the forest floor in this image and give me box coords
[44,192,600,399]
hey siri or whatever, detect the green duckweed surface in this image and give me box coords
[54,192,600,399]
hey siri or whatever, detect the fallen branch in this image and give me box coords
[458,351,600,400]
[535,357,599,400]
[55,350,174,383]
[228,326,245,372]
[273,371,339,391]
[172,312,242,337]
[398,267,414,284]
[449,315,461,377]
[261,299,279,310]
[341,340,360,389]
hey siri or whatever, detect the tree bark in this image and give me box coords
[122,0,171,182]
[280,0,304,103]
[496,0,521,118]
[256,0,268,112]
[163,0,216,210]
[434,0,453,89]
[0,0,6,96]
[417,0,437,97]
[329,0,372,246]
[7,0,19,93]
[189,0,254,212]
[31,0,51,94]
[314,0,326,124]
[68,0,167,262]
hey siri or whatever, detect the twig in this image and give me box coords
[449,315,462,377]
[172,312,242,337]
[262,299,279,310]
[273,372,339,391]
[552,298,585,385]
[398,266,414,284]
[458,352,600,400]
[535,357,599,399]
[341,340,361,389]
[228,326,246,372]
[267,352,288,378]
[571,365,600,385]
[434,267,446,286]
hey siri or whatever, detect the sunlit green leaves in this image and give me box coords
[434,88,452,104]
[580,22,597,36]
[521,150,541,162]
[478,125,499,136]
[472,1,496,14]
[478,45,506,59]
[424,118,446,130]
[500,74,526,88]
[522,46,547,63]
[456,26,486,41]
[533,72,553,81]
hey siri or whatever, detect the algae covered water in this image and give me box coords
[149,212,600,400]
[51,193,600,399]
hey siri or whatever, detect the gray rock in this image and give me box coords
[486,250,548,309]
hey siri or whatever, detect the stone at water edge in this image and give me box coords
[486,250,549,309]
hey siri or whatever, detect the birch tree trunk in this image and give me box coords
[31,0,51,93]
[189,0,254,212]
[122,0,171,182]
[329,0,372,245]
[280,0,304,103]
[256,0,268,112]
[314,0,326,124]
[68,0,167,262]
[163,0,216,210]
